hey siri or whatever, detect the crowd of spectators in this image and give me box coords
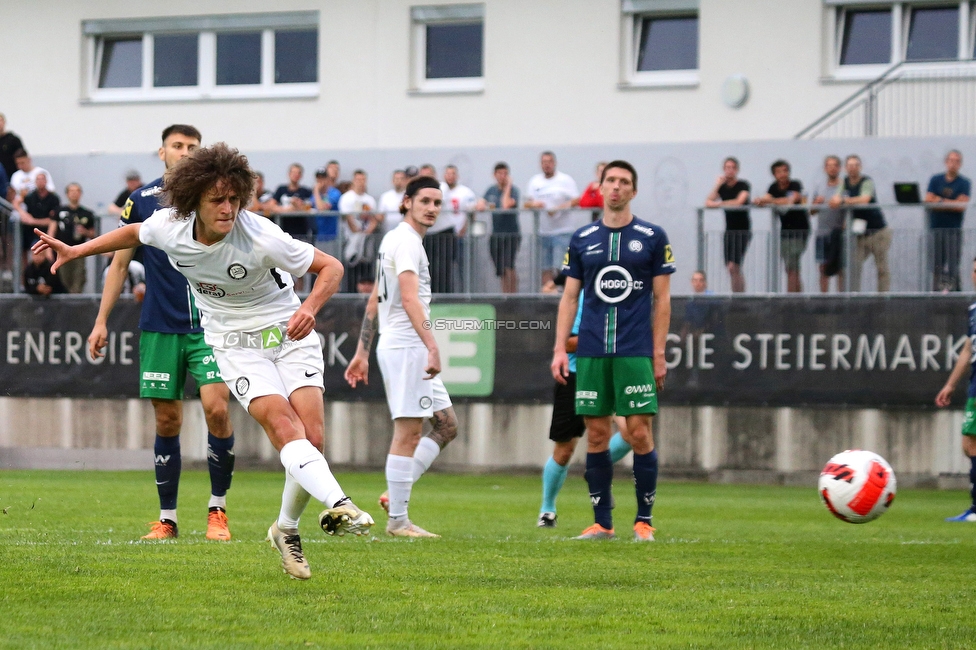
[706,150,970,294]
[1,107,970,297]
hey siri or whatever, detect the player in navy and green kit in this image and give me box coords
[88,125,235,541]
[551,160,675,541]
[935,257,976,522]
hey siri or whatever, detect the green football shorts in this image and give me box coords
[139,331,223,400]
[963,398,976,436]
[575,356,658,417]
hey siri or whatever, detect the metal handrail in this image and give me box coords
[794,61,908,139]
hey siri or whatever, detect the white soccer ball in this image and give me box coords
[818,449,897,524]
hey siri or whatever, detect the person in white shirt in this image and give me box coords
[377,169,407,234]
[33,143,374,581]
[437,164,478,291]
[524,151,579,287]
[9,149,55,200]
[345,176,459,538]
[338,170,379,292]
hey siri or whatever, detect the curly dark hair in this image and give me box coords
[161,142,255,220]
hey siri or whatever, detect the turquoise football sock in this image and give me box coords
[609,432,632,464]
[540,456,568,514]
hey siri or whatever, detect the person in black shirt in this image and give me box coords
[0,113,25,182]
[48,182,96,293]
[829,155,891,292]
[755,159,808,293]
[17,171,59,282]
[24,247,67,296]
[705,157,751,293]
[272,163,313,240]
[108,170,143,217]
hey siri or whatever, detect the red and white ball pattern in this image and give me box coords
[819,449,897,524]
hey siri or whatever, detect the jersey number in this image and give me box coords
[269,268,286,290]
[376,254,390,303]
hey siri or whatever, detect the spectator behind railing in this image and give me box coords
[0,113,25,182]
[338,170,378,293]
[107,170,142,217]
[16,171,59,275]
[754,159,809,293]
[377,169,407,234]
[439,165,478,292]
[704,157,751,293]
[830,155,891,292]
[422,165,460,293]
[810,155,845,293]
[24,246,66,296]
[48,182,95,293]
[575,161,606,221]
[0,163,7,204]
[10,149,56,199]
[419,164,437,179]
[478,161,521,294]
[312,166,342,248]
[524,150,579,288]
[925,150,971,292]
[248,171,278,217]
[272,162,313,240]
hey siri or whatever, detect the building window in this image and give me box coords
[621,1,700,88]
[840,9,892,65]
[830,2,976,76]
[906,6,959,61]
[154,34,199,87]
[83,12,319,102]
[97,37,142,88]
[410,4,485,94]
[216,32,262,86]
[636,15,698,71]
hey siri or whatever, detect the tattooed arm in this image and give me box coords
[344,282,380,388]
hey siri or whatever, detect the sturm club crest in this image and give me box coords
[419,396,433,409]
[228,263,247,280]
[628,240,643,253]
[235,377,250,396]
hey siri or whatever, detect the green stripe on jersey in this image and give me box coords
[609,232,621,262]
[605,307,617,354]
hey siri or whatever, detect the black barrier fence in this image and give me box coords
[0,294,972,407]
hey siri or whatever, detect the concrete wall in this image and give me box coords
[0,397,969,488]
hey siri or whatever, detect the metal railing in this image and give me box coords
[796,61,976,139]
[696,202,974,294]
[3,208,597,295]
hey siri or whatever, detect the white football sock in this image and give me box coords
[208,495,227,510]
[160,509,177,523]
[279,439,345,508]
[277,472,311,530]
[386,454,414,520]
[412,437,441,482]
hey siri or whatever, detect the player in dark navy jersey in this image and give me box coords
[935,257,976,522]
[88,125,235,541]
[551,160,675,541]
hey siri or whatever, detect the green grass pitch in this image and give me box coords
[1,469,975,649]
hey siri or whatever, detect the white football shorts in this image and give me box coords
[214,333,325,411]
[377,346,452,419]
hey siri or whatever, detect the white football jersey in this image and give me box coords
[138,208,315,347]
[376,222,430,350]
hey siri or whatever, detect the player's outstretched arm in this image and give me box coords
[90,245,137,360]
[399,270,441,379]
[33,224,141,273]
[551,276,581,384]
[652,274,672,392]
[345,281,380,388]
[288,249,343,341]
[936,341,971,407]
